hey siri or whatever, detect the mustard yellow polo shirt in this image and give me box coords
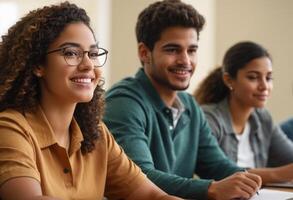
[0,107,146,199]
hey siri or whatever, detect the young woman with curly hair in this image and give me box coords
[0,2,182,200]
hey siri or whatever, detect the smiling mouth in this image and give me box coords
[169,68,192,75]
[254,94,268,100]
[71,78,93,83]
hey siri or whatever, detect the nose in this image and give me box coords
[177,51,191,65]
[78,51,94,70]
[258,78,269,90]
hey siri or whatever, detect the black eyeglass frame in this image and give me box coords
[46,45,108,67]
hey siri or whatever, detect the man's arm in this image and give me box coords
[193,106,241,180]
[207,172,261,200]
[126,178,183,200]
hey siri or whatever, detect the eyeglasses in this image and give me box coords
[47,45,108,67]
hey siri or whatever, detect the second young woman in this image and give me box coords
[194,41,293,184]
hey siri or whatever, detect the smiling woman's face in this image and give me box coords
[229,56,273,108]
[36,22,101,105]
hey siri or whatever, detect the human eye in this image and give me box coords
[89,49,99,59]
[188,48,197,55]
[164,47,179,54]
[246,75,258,81]
[266,75,273,82]
[63,47,80,58]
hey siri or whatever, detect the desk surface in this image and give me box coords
[252,188,293,200]
[264,186,293,193]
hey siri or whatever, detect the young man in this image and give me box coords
[104,0,261,199]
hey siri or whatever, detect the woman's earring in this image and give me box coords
[229,85,233,91]
[34,72,42,77]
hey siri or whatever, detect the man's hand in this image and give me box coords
[207,172,262,200]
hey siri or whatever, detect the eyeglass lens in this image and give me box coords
[63,46,107,67]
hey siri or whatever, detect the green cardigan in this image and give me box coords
[104,68,241,199]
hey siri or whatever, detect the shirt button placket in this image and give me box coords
[63,166,73,187]
[165,108,174,131]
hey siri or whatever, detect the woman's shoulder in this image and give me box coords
[0,109,35,147]
[201,103,218,112]
[96,122,116,144]
[0,108,24,118]
[0,109,30,130]
[201,100,227,118]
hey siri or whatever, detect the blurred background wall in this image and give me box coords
[0,0,292,122]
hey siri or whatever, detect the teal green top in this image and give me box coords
[104,68,241,199]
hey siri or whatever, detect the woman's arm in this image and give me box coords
[0,177,60,200]
[248,163,293,184]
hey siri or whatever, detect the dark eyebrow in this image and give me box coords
[90,44,99,49]
[162,44,180,49]
[58,42,98,49]
[189,44,198,49]
[247,71,273,75]
[162,43,198,49]
[58,42,80,48]
[247,71,259,74]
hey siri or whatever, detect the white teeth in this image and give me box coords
[72,78,91,83]
[173,69,188,74]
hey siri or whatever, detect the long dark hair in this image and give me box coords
[0,2,105,153]
[194,41,271,104]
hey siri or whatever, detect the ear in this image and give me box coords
[138,42,151,65]
[33,65,45,78]
[222,72,234,91]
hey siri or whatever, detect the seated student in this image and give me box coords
[104,1,261,200]
[280,118,293,141]
[0,2,183,200]
[194,41,293,184]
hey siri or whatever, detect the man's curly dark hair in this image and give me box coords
[0,1,105,154]
[136,0,205,51]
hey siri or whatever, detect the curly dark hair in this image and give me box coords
[135,0,205,51]
[194,41,272,105]
[0,1,105,154]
